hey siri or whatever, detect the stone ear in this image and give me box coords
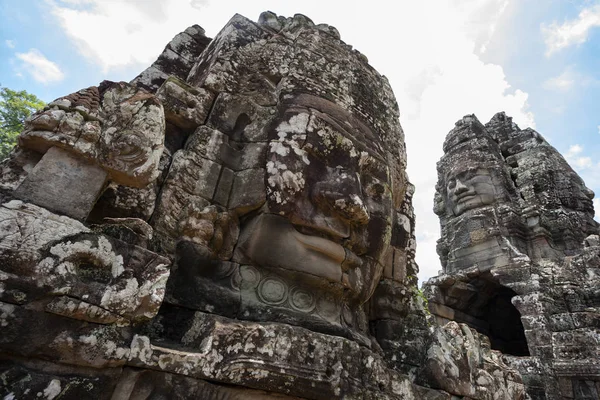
[433,191,446,216]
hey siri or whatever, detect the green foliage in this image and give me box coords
[416,287,430,311]
[410,278,431,317]
[0,86,45,161]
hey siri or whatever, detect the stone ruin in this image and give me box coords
[424,113,600,399]
[0,10,591,400]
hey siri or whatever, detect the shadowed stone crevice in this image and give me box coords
[482,284,529,356]
[164,122,192,154]
[228,113,252,145]
[437,275,530,356]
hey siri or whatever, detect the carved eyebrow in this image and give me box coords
[310,110,389,165]
[446,168,479,181]
[281,97,388,164]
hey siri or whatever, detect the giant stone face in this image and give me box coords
[0,12,410,352]
[238,95,393,305]
[1,12,537,400]
[225,97,399,341]
[446,167,496,216]
[152,14,409,343]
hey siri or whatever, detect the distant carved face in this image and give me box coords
[446,168,495,216]
[238,97,394,305]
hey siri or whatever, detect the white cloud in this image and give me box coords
[543,67,575,91]
[190,0,208,9]
[59,0,95,4]
[568,144,584,156]
[594,198,600,221]
[575,156,593,169]
[543,65,599,92]
[542,4,600,56]
[15,49,65,84]
[566,144,593,169]
[375,0,534,283]
[5,40,15,49]
[48,0,211,72]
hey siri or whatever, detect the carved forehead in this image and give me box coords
[438,141,504,178]
[275,94,391,163]
[192,13,403,143]
[445,166,492,182]
[287,94,377,140]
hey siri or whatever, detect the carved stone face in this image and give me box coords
[446,167,495,216]
[148,14,408,343]
[237,97,394,307]
[19,82,165,189]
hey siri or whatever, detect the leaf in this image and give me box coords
[0,86,45,161]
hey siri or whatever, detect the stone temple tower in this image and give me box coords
[425,112,600,400]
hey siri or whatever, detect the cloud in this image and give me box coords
[47,0,211,72]
[542,4,600,56]
[598,125,600,135]
[377,0,534,283]
[565,143,593,169]
[5,40,15,49]
[575,157,593,169]
[15,49,65,84]
[190,0,208,9]
[59,0,95,4]
[543,67,575,91]
[543,65,599,92]
[594,198,600,221]
[568,144,583,156]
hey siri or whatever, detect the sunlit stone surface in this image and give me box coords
[0,12,528,400]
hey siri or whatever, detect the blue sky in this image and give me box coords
[1,0,598,281]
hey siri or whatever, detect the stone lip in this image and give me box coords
[237,214,346,286]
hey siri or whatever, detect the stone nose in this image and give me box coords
[312,169,369,225]
[453,178,469,195]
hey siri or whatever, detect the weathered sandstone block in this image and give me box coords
[0,12,527,400]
